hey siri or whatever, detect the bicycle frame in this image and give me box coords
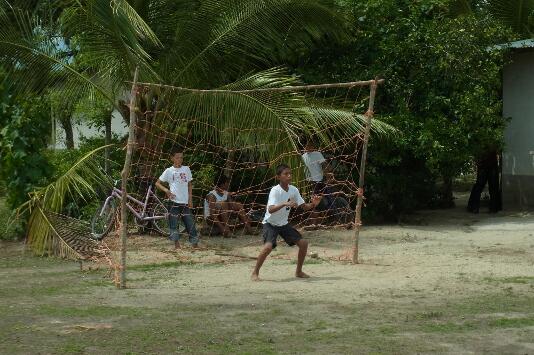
[98,185,168,222]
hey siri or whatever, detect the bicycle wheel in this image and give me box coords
[150,202,185,237]
[90,199,117,240]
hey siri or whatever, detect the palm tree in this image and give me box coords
[450,0,534,38]
[1,0,395,256]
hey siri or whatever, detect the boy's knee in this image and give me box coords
[263,243,273,253]
[298,239,308,248]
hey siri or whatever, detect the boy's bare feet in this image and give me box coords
[295,271,310,278]
[174,241,182,249]
[251,273,261,281]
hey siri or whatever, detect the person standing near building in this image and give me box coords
[467,149,501,214]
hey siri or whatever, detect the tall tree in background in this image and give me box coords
[0,0,352,155]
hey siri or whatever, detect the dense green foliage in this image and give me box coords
[0,91,52,209]
[298,0,514,220]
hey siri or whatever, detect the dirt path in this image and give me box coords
[1,202,534,354]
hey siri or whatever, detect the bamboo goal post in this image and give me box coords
[351,79,381,264]
[119,67,139,289]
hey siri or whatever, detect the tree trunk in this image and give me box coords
[104,112,112,174]
[442,175,455,208]
[59,116,74,149]
[119,67,139,289]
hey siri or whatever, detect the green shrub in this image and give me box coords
[0,94,52,211]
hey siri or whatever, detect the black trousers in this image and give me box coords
[467,166,500,212]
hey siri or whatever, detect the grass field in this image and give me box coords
[1,199,534,354]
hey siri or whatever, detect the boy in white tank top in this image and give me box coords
[204,175,255,237]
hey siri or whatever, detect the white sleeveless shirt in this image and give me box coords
[203,190,229,218]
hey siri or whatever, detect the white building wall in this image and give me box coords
[502,50,534,209]
[52,109,128,149]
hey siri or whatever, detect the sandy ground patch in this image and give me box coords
[2,196,534,354]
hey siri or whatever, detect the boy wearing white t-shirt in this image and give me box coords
[155,149,198,249]
[251,164,321,281]
[301,139,329,226]
[301,139,327,194]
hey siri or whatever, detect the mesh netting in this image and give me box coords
[124,82,369,238]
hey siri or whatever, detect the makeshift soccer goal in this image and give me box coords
[24,69,385,288]
[107,69,384,287]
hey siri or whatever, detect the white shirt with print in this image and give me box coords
[302,151,326,182]
[263,184,305,226]
[159,166,193,204]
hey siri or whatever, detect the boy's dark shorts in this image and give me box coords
[263,223,302,249]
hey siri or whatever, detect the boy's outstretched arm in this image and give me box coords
[301,195,322,211]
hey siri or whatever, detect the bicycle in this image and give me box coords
[90,182,184,240]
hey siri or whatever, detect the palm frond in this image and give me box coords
[60,0,161,84]
[488,0,534,36]
[129,0,198,56]
[157,68,396,163]
[304,107,397,138]
[20,145,114,256]
[0,1,160,103]
[28,207,84,259]
[0,7,114,102]
[161,0,346,88]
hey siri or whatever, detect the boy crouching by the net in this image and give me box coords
[155,148,199,249]
[203,174,256,237]
[251,164,322,281]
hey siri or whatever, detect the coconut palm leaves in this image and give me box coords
[161,0,346,88]
[161,68,395,162]
[488,0,534,36]
[449,0,534,37]
[60,0,161,85]
[0,0,160,103]
[19,145,114,256]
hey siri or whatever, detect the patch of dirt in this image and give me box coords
[2,195,534,354]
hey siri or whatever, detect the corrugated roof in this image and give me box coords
[490,39,534,50]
